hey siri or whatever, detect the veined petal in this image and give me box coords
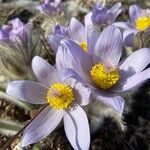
[74,82,91,106]
[22,107,64,147]
[94,25,122,67]
[84,12,93,27]
[119,48,150,76]
[56,39,84,69]
[32,56,60,86]
[48,33,67,53]
[113,22,133,30]
[113,68,150,92]
[6,81,48,104]
[87,25,101,55]
[69,17,86,42]
[56,40,93,83]
[108,2,122,23]
[95,92,124,113]
[123,29,138,47]
[60,68,83,83]
[129,5,142,23]
[56,41,82,70]
[91,4,108,25]
[64,105,90,150]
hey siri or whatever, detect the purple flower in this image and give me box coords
[53,24,69,36]
[36,0,63,16]
[91,2,122,26]
[0,18,43,66]
[114,4,150,46]
[6,56,90,149]
[48,17,100,53]
[0,18,25,42]
[57,25,150,113]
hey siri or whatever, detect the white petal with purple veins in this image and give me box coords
[87,25,101,55]
[129,5,142,23]
[113,68,150,92]
[22,107,64,147]
[69,18,87,42]
[6,81,48,104]
[84,12,93,27]
[57,40,93,84]
[64,105,90,150]
[94,25,122,67]
[48,33,67,53]
[32,56,60,86]
[108,2,122,23]
[74,82,91,106]
[113,22,133,30]
[95,92,125,113]
[119,48,150,76]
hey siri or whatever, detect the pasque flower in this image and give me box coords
[0,18,25,42]
[90,2,122,26]
[36,0,63,16]
[114,4,150,46]
[6,56,90,149]
[48,17,100,53]
[56,25,150,113]
[48,3,122,53]
[0,18,43,79]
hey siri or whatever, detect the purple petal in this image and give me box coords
[91,3,108,25]
[87,25,101,55]
[113,68,150,92]
[64,105,90,150]
[113,22,133,30]
[56,40,84,70]
[123,29,138,47]
[119,48,150,76]
[11,18,24,30]
[48,33,67,53]
[60,68,84,83]
[0,30,9,40]
[84,12,93,27]
[0,24,12,40]
[56,39,89,69]
[69,18,86,42]
[129,5,142,23]
[94,25,122,67]
[6,81,48,104]
[36,2,58,15]
[9,18,25,37]
[74,82,91,106]
[95,92,124,113]
[22,107,64,147]
[32,56,60,87]
[53,25,69,36]
[56,40,93,83]
[107,2,122,23]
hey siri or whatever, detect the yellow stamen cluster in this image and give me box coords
[136,17,150,31]
[90,64,120,90]
[79,42,88,52]
[47,83,74,109]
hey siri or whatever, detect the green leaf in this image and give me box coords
[0,119,23,136]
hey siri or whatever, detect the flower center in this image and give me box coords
[90,63,120,90]
[79,42,88,52]
[47,83,74,109]
[136,17,150,31]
